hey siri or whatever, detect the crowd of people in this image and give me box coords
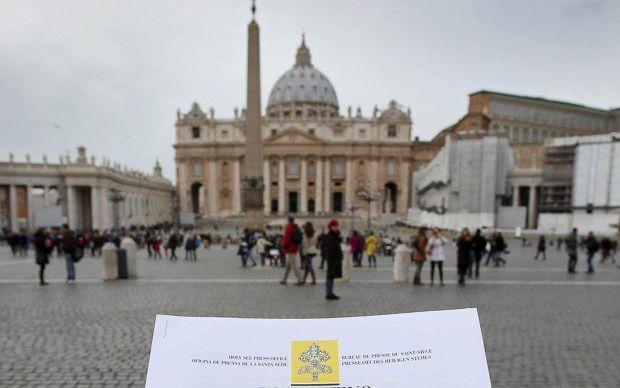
[2,221,617,292]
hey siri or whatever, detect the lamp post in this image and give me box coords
[108,187,125,230]
[356,181,382,231]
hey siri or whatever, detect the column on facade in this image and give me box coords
[90,186,101,230]
[324,158,331,213]
[345,159,353,211]
[300,157,308,213]
[315,158,323,214]
[512,185,520,207]
[370,158,380,217]
[263,159,270,215]
[66,185,76,229]
[26,185,34,231]
[9,185,17,232]
[278,158,285,214]
[100,187,110,229]
[528,185,537,229]
[178,160,188,212]
[233,158,241,214]
[208,159,218,216]
[43,185,50,206]
[399,159,410,215]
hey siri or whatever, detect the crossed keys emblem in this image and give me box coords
[297,343,333,382]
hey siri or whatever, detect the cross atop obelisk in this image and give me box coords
[242,0,265,229]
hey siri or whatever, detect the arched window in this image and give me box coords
[287,159,299,175]
[191,126,200,138]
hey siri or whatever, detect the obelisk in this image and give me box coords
[242,0,265,229]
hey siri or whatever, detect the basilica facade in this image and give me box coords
[174,37,436,220]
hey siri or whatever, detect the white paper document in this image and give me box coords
[145,308,492,388]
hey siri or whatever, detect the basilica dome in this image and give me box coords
[267,37,339,110]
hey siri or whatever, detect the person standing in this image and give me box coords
[584,231,599,273]
[33,228,51,285]
[301,222,318,285]
[365,231,378,268]
[153,235,162,259]
[348,231,362,267]
[256,233,273,266]
[318,228,327,269]
[456,228,472,286]
[60,224,77,284]
[280,216,304,285]
[565,228,578,274]
[534,235,546,260]
[427,228,447,286]
[324,218,343,300]
[470,229,486,278]
[411,228,428,286]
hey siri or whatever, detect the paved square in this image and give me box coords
[0,240,619,388]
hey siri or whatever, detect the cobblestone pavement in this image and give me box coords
[0,241,619,387]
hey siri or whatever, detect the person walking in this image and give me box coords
[411,227,428,286]
[33,228,52,285]
[280,216,304,285]
[243,229,258,267]
[456,228,472,286]
[484,233,495,266]
[492,233,507,267]
[534,235,546,260]
[584,231,599,273]
[365,231,378,268]
[470,229,486,278]
[427,228,447,286]
[168,232,178,261]
[324,218,343,300]
[301,222,318,285]
[60,224,77,284]
[600,237,614,263]
[565,228,578,274]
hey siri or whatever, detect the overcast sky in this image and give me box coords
[1,0,618,180]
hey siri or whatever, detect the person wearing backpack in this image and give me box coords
[585,231,599,273]
[280,215,304,285]
[61,224,77,284]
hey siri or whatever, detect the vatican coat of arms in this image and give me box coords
[297,343,333,382]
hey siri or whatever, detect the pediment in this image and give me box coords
[265,128,322,145]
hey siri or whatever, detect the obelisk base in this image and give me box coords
[242,177,265,230]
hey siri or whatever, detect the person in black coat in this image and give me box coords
[457,228,472,286]
[469,229,486,279]
[324,218,343,300]
[34,228,51,285]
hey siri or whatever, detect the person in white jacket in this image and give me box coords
[427,228,448,286]
[256,234,273,266]
[301,222,319,285]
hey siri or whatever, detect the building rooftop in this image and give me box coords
[470,90,611,114]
